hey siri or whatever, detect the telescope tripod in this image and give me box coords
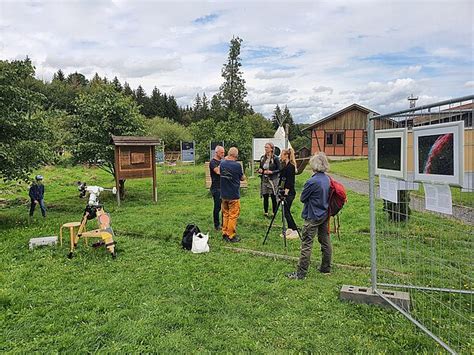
[262,195,301,248]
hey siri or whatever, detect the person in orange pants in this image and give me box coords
[222,199,241,241]
[220,147,245,242]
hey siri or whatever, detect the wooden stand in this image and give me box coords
[112,136,161,205]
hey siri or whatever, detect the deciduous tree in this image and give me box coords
[0,58,53,181]
[70,83,144,196]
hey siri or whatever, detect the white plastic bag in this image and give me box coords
[191,232,210,253]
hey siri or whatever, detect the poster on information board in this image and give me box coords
[181,141,195,163]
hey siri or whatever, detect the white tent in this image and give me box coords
[273,126,286,139]
[274,126,293,150]
[252,126,292,161]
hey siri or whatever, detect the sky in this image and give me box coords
[1,0,473,123]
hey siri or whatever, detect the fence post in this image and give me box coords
[368,112,377,291]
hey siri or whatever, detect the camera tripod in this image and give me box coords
[262,180,301,248]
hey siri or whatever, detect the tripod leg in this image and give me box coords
[281,200,287,248]
[263,200,282,245]
[295,226,302,241]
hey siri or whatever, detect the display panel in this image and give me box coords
[413,121,464,186]
[375,128,407,180]
[377,137,402,171]
[252,138,286,161]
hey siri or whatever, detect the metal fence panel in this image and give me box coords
[368,96,473,354]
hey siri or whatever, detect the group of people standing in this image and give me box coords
[29,143,332,280]
[258,142,299,239]
[210,144,333,280]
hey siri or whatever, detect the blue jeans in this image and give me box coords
[30,199,46,217]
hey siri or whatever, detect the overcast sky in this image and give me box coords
[1,0,473,123]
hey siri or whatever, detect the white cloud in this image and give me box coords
[0,0,472,122]
[313,86,334,94]
[395,65,422,76]
[254,70,295,80]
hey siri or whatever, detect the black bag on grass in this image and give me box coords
[182,224,201,250]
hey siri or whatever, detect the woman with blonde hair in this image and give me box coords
[279,148,298,239]
[257,142,281,217]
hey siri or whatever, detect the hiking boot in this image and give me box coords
[222,234,231,242]
[229,235,241,243]
[286,271,305,280]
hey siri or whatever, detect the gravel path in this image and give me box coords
[329,173,473,225]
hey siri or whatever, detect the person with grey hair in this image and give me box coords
[287,152,331,280]
[220,147,245,242]
[209,145,225,230]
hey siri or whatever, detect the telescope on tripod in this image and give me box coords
[262,176,301,248]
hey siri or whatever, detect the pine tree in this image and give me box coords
[167,95,180,122]
[149,87,161,117]
[134,85,150,117]
[218,36,251,118]
[160,93,168,118]
[210,93,225,121]
[112,76,122,92]
[193,93,202,121]
[201,93,210,119]
[123,82,133,97]
[53,69,65,82]
[90,72,103,86]
[272,105,283,129]
[282,105,297,139]
[66,72,88,88]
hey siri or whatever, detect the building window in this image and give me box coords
[363,131,368,145]
[325,132,334,145]
[464,112,472,127]
[336,132,344,145]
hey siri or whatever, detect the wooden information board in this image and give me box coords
[112,136,161,205]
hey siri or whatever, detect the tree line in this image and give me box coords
[0,36,311,190]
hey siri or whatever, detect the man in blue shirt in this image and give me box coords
[220,147,245,243]
[287,153,331,279]
[29,175,46,218]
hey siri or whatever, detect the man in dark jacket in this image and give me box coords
[287,153,331,279]
[210,145,225,230]
[29,175,46,218]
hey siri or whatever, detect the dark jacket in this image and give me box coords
[278,162,296,195]
[29,183,44,201]
[300,172,330,221]
[220,159,243,200]
[259,155,281,179]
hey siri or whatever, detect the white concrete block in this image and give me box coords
[29,236,58,250]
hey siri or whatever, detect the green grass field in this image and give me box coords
[0,164,470,352]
